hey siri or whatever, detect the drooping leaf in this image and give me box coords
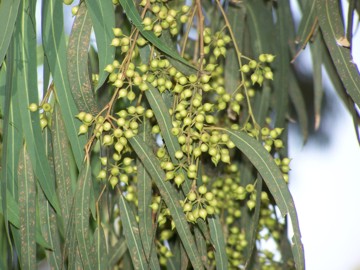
[119,195,149,270]
[75,160,95,270]
[107,237,128,268]
[225,3,246,95]
[119,0,196,70]
[167,238,182,270]
[194,225,208,268]
[225,129,305,270]
[137,118,161,270]
[38,187,62,270]
[243,177,262,267]
[129,135,204,270]
[274,1,293,128]
[208,215,228,270]
[94,226,107,270]
[42,0,86,169]
[316,0,360,108]
[51,104,76,228]
[85,0,115,90]
[246,1,273,54]
[158,30,196,76]
[67,1,99,115]
[293,0,316,58]
[0,0,20,66]
[1,36,21,255]
[288,70,309,141]
[144,84,191,193]
[18,145,37,270]
[14,0,60,213]
[310,34,323,130]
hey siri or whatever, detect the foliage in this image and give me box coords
[0,0,359,269]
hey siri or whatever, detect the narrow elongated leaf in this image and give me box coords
[225,129,304,270]
[167,238,182,270]
[274,1,292,128]
[67,2,98,115]
[63,206,78,270]
[137,119,161,270]
[0,189,50,249]
[51,104,76,228]
[316,0,360,107]
[253,82,271,126]
[38,128,62,268]
[75,160,95,270]
[18,146,36,270]
[295,0,316,49]
[94,226,107,270]
[194,226,208,268]
[0,191,19,228]
[288,70,308,141]
[119,0,196,70]
[42,0,86,169]
[243,177,262,267]
[159,31,195,76]
[225,3,246,95]
[1,37,21,255]
[145,85,191,193]
[14,0,60,213]
[85,0,115,90]
[246,1,273,54]
[310,34,323,130]
[38,187,62,270]
[108,237,128,268]
[119,196,148,270]
[0,0,20,65]
[208,216,227,270]
[129,135,204,270]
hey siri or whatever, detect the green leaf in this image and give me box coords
[166,238,181,270]
[129,135,204,270]
[295,0,316,50]
[253,82,271,126]
[1,36,22,256]
[208,215,227,270]
[243,177,262,267]
[316,0,360,108]
[194,226,208,268]
[67,2,99,115]
[14,0,60,213]
[85,0,115,90]
[63,207,78,270]
[225,3,246,95]
[158,31,196,76]
[42,0,86,169]
[108,237,128,268]
[18,146,37,270]
[288,70,309,141]
[51,104,77,228]
[94,226,107,270]
[246,1,273,54]
[119,0,196,70]
[225,129,305,270]
[274,1,293,128]
[137,119,161,270]
[119,196,149,270]
[145,85,191,193]
[310,34,323,130]
[75,160,95,270]
[0,0,20,65]
[38,187,62,270]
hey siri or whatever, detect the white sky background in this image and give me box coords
[35,1,360,269]
[289,1,360,270]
